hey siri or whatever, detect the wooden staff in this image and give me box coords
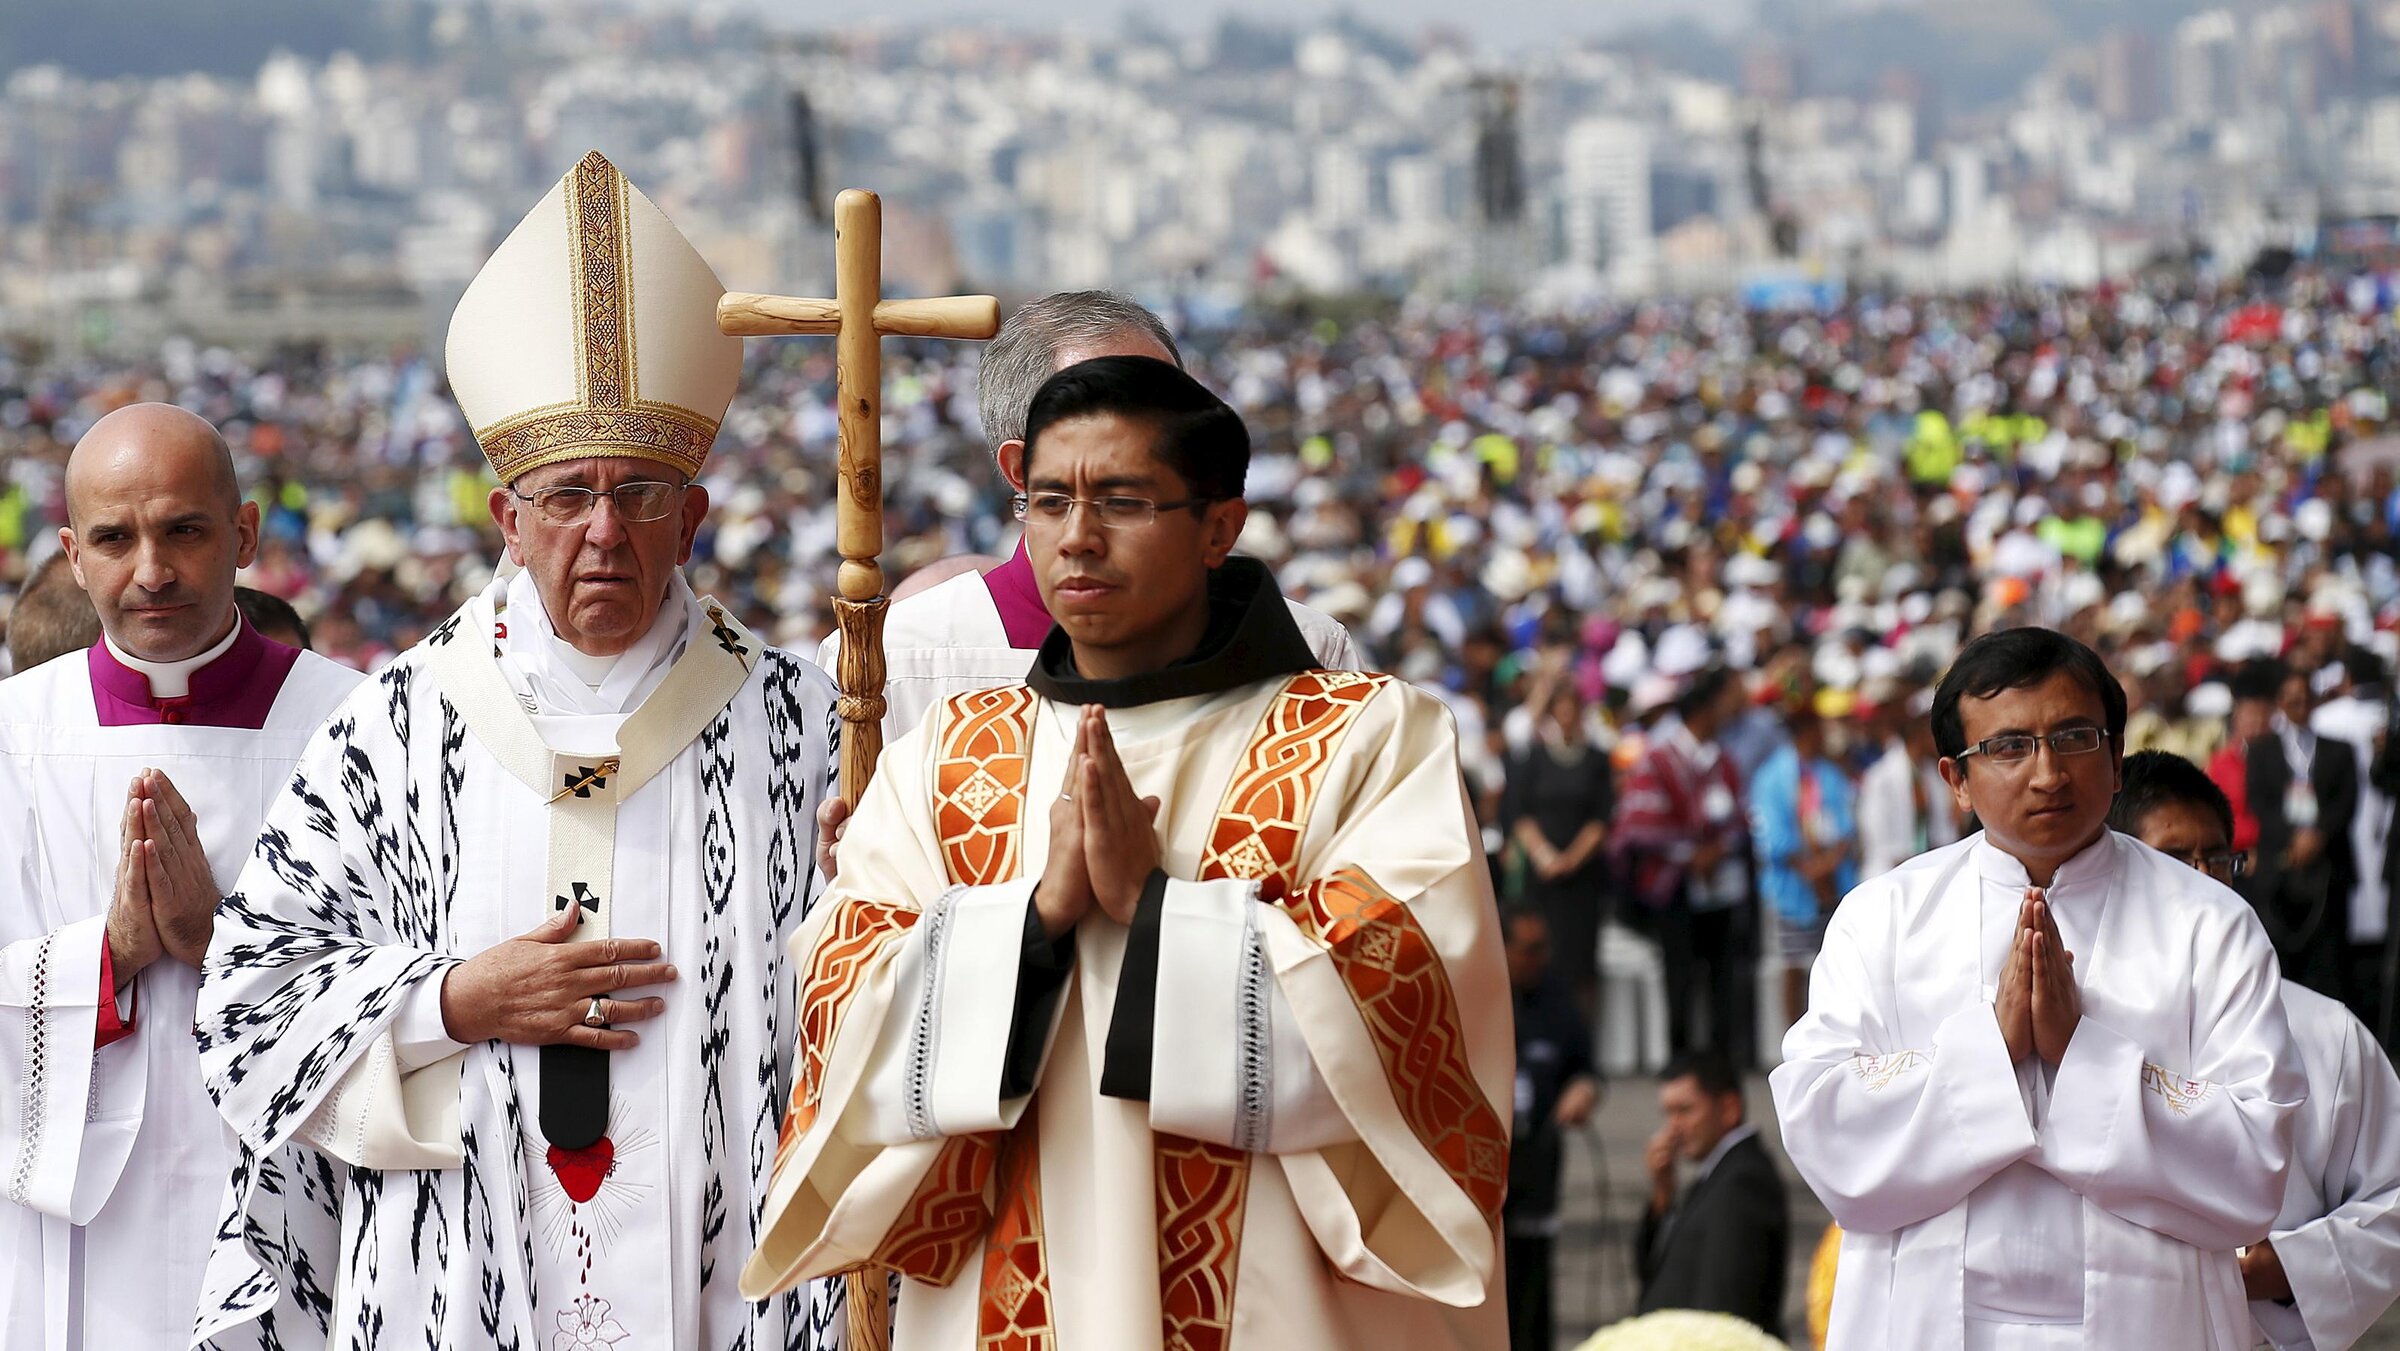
[719,188,1000,808]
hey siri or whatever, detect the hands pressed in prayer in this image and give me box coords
[2239,1239,2295,1303]
[815,795,849,881]
[1033,706,1161,937]
[1077,706,1161,925]
[136,770,220,968]
[439,901,678,1051]
[1033,712,1098,938]
[2028,896,2080,1066]
[1996,890,2039,1063]
[106,786,166,978]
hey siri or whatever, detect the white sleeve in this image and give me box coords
[0,916,144,1224]
[2036,908,2302,1250]
[292,963,467,1171]
[1770,897,2038,1235]
[1144,876,1348,1154]
[2275,1014,2400,1349]
[852,879,1058,1143]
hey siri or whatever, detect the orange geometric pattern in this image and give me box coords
[781,898,919,1157]
[1156,669,1393,1351]
[1198,670,1392,905]
[866,1133,1002,1285]
[1279,869,1508,1227]
[936,686,1039,888]
[978,1101,1055,1350]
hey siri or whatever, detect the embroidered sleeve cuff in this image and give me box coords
[857,879,1051,1144]
[1126,876,1347,1154]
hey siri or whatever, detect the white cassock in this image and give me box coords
[191,572,840,1351]
[750,566,1509,1350]
[1773,831,2304,1351]
[822,548,1361,744]
[0,639,359,1351]
[2251,981,2400,1350]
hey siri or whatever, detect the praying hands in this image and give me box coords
[1996,887,2081,1066]
[1033,703,1163,938]
[105,769,222,976]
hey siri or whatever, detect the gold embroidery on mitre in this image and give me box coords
[472,151,727,483]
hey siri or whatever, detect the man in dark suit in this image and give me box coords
[1635,1049,1788,1335]
[2236,660,2359,1000]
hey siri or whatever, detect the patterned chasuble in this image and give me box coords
[796,671,1460,1350]
[191,577,843,1351]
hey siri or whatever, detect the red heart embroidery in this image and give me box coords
[546,1137,614,1204]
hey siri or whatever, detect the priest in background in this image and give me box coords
[2110,750,2400,1351]
[1773,626,2301,1350]
[746,355,1511,1349]
[191,152,840,1351]
[0,403,360,1350]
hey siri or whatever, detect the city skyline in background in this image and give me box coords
[0,0,2384,355]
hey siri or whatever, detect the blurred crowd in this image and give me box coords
[8,268,2400,1057]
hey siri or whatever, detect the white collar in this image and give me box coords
[498,568,692,718]
[1973,828,2117,895]
[1695,1123,1757,1181]
[103,615,241,700]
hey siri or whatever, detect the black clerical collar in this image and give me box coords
[1027,556,1315,709]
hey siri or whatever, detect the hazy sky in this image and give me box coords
[717,0,1757,49]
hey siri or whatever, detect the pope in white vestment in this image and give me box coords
[1774,629,2303,1351]
[190,152,842,1351]
[0,625,358,1351]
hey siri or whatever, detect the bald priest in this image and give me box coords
[190,152,842,1351]
[0,405,361,1350]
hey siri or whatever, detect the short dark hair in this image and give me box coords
[2108,749,2233,841]
[236,585,312,650]
[2229,658,2287,705]
[1931,627,2126,762]
[1675,666,1738,723]
[1020,355,1249,503]
[1659,1048,1742,1100]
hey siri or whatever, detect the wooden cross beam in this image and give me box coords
[719,188,1000,808]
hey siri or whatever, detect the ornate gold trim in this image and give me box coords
[477,404,719,483]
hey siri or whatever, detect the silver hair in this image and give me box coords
[975,290,1181,452]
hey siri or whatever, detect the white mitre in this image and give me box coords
[446,149,740,484]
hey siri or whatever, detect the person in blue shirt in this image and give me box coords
[1752,704,1860,1030]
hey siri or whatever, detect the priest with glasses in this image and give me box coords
[1775,627,2301,1351]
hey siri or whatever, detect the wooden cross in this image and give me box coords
[719,188,1000,808]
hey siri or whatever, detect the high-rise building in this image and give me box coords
[1562,115,1654,292]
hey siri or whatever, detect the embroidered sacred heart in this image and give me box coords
[546,1137,615,1203]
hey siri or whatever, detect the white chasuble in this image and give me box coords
[745,669,1513,1351]
[0,648,360,1351]
[2252,982,2400,1350]
[191,579,841,1351]
[1773,832,2304,1351]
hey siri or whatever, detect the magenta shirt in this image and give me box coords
[86,619,302,729]
[981,542,1057,650]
